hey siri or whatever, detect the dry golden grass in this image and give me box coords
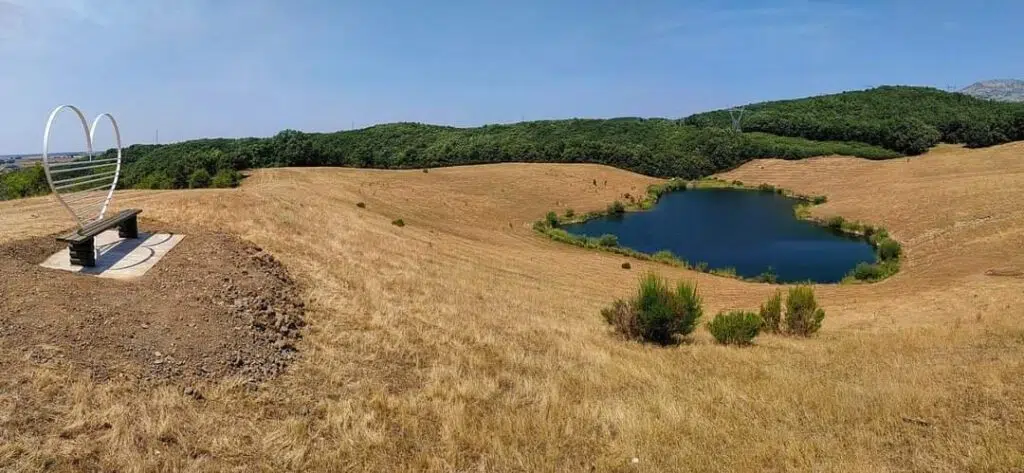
[2,144,1024,472]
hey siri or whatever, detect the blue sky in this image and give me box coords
[2,0,1023,153]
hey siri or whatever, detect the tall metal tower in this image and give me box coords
[728,108,747,132]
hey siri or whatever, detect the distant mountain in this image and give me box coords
[960,79,1024,103]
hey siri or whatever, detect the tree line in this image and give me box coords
[2,86,1020,200]
[683,86,1024,154]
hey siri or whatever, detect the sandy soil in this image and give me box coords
[0,143,1022,472]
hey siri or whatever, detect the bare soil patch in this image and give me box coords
[0,224,305,384]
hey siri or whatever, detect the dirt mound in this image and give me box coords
[0,227,305,384]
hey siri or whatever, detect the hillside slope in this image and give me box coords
[961,79,1024,103]
[2,143,1023,471]
[684,86,1024,153]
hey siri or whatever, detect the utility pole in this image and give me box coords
[155,129,159,144]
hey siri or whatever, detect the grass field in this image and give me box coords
[1,143,1023,472]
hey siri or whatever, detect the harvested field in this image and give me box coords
[1,143,1023,472]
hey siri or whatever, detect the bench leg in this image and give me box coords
[118,215,138,239]
[69,238,96,267]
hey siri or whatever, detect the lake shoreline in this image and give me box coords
[533,177,903,285]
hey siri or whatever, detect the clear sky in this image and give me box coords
[2,0,1023,154]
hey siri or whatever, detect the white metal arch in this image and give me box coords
[41,105,123,230]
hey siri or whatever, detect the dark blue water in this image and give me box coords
[562,189,876,283]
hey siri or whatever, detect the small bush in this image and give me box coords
[592,179,598,186]
[652,250,678,263]
[826,216,845,231]
[211,169,241,188]
[707,311,763,346]
[423,168,429,173]
[784,285,825,336]
[710,267,737,277]
[877,238,901,261]
[597,234,619,247]
[391,218,405,227]
[754,267,778,284]
[674,279,703,337]
[812,195,828,205]
[850,262,884,281]
[356,202,366,208]
[759,290,782,333]
[545,211,559,227]
[565,209,575,218]
[731,180,744,186]
[695,262,710,273]
[188,168,211,189]
[621,262,631,269]
[600,299,640,339]
[758,183,776,193]
[607,200,626,214]
[605,273,702,344]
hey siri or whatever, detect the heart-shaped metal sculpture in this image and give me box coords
[41,105,123,230]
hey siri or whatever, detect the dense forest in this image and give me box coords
[3,86,1022,200]
[684,86,1024,154]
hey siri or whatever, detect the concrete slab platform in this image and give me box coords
[40,230,185,279]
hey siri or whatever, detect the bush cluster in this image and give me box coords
[603,278,827,346]
[845,228,903,282]
[601,273,702,344]
[607,200,626,215]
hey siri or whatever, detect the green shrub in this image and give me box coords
[597,234,619,247]
[850,262,884,281]
[754,267,778,284]
[0,165,49,200]
[826,216,845,231]
[545,211,559,227]
[356,202,366,208]
[811,195,828,205]
[565,209,575,218]
[759,290,783,333]
[188,168,211,189]
[607,200,626,214]
[423,168,429,173]
[757,183,776,193]
[710,267,737,277]
[652,250,678,264]
[674,279,703,336]
[620,273,702,344]
[621,262,631,270]
[707,310,763,346]
[211,169,241,188]
[391,218,405,227]
[784,285,825,336]
[877,238,901,261]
